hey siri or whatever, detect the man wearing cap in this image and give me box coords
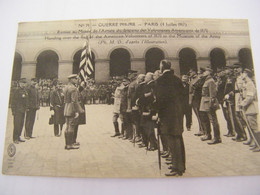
[191,68,210,137]
[125,69,138,140]
[11,78,28,144]
[24,78,40,139]
[50,81,65,137]
[200,67,221,144]
[63,74,84,150]
[239,69,259,152]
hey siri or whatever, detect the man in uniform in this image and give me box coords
[50,81,65,137]
[63,74,84,150]
[24,78,40,139]
[200,67,222,144]
[182,75,192,131]
[11,78,28,144]
[239,69,259,152]
[125,69,138,140]
[155,60,185,176]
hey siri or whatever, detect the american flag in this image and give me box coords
[79,40,94,82]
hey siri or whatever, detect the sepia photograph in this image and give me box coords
[2,17,260,179]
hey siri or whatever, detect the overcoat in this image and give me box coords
[155,70,184,136]
[199,75,220,112]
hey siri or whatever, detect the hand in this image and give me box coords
[126,108,132,113]
[74,112,79,118]
[152,115,158,121]
[224,94,229,100]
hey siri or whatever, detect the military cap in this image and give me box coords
[128,69,138,74]
[19,78,27,83]
[244,68,253,75]
[232,63,242,69]
[205,66,213,73]
[182,75,189,80]
[68,74,78,79]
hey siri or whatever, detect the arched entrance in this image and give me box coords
[179,48,197,75]
[12,52,22,81]
[110,48,131,77]
[36,50,59,79]
[73,49,96,79]
[210,48,226,72]
[238,48,253,70]
[145,48,165,73]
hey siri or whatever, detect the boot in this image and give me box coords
[111,122,120,137]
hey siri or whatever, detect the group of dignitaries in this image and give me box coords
[111,59,260,177]
[11,75,86,150]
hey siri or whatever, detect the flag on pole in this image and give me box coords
[79,40,94,82]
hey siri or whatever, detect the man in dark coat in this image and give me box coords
[182,75,192,131]
[155,60,185,176]
[50,81,65,137]
[11,78,28,144]
[24,78,40,139]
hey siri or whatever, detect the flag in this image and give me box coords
[79,40,94,82]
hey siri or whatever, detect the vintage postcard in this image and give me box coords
[2,18,260,178]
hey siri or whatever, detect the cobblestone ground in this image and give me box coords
[2,105,260,178]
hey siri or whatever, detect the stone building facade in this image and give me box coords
[12,18,253,82]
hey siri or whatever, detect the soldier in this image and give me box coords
[24,78,40,139]
[125,69,138,140]
[111,78,123,137]
[223,66,247,141]
[73,80,87,146]
[189,68,209,137]
[50,81,65,137]
[11,78,28,144]
[63,74,84,150]
[239,69,259,152]
[155,60,185,176]
[191,68,211,138]
[199,67,221,144]
[138,72,158,151]
[182,75,192,131]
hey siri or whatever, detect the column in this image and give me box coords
[95,59,110,83]
[197,57,211,69]
[167,58,180,76]
[21,61,36,79]
[131,58,145,74]
[58,60,73,82]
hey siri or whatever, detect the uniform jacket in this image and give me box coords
[127,79,138,109]
[240,77,258,115]
[200,75,220,112]
[120,85,129,113]
[235,75,244,111]
[63,83,84,117]
[155,70,184,136]
[11,87,28,114]
[113,85,123,113]
[50,88,65,125]
[27,85,40,110]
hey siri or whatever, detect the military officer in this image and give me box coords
[63,74,84,150]
[11,78,28,144]
[182,75,192,131]
[239,69,259,152]
[50,81,65,137]
[199,67,221,144]
[24,78,40,139]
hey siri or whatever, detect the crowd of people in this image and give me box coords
[110,60,260,177]
[10,59,260,177]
